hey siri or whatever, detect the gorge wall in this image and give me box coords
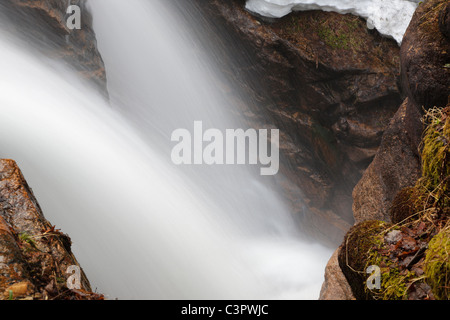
[322,0,450,300]
[191,0,402,245]
[1,0,448,300]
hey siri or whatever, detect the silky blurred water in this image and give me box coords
[0,0,333,299]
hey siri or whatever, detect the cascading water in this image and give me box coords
[0,0,333,300]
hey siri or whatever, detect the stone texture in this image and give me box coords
[191,0,402,245]
[0,159,102,300]
[319,248,355,300]
[439,2,450,39]
[400,0,450,110]
[352,98,423,223]
[327,0,450,300]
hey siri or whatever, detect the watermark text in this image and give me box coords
[171,121,279,176]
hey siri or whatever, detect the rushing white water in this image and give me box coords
[245,0,422,44]
[0,0,333,299]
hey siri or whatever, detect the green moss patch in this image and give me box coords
[341,106,450,300]
[421,107,450,195]
[339,220,391,299]
[424,227,450,300]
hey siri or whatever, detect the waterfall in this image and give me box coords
[0,0,332,300]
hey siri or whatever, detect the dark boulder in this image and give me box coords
[400,0,450,110]
[352,98,423,223]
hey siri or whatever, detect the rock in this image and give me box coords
[0,0,107,95]
[439,2,450,39]
[337,220,390,300]
[339,103,450,300]
[340,4,450,292]
[191,0,402,245]
[0,159,102,300]
[353,0,450,224]
[389,187,422,224]
[400,0,450,110]
[3,281,33,299]
[352,98,423,223]
[385,230,402,245]
[339,218,440,300]
[319,248,355,300]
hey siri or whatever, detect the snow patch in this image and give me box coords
[245,0,422,44]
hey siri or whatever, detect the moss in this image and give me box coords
[421,107,450,192]
[366,247,417,300]
[417,107,450,217]
[341,220,426,300]
[390,187,423,224]
[342,106,450,300]
[318,24,351,50]
[424,227,450,300]
[317,17,363,50]
[285,15,302,36]
[339,220,390,299]
[358,223,417,300]
[18,232,38,251]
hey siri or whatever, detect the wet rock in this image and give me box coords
[0,0,107,95]
[0,159,102,300]
[191,0,402,245]
[319,248,355,300]
[323,0,450,300]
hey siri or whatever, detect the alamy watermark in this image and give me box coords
[171,121,280,176]
[366,265,381,290]
[66,265,81,290]
[66,5,81,30]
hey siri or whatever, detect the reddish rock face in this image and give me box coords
[0,0,107,95]
[190,0,402,245]
[0,159,102,300]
